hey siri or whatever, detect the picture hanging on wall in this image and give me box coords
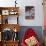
[25,6,35,19]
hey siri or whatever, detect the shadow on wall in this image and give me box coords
[18,26,43,44]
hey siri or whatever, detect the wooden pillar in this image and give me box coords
[43,0,46,46]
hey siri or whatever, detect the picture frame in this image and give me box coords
[1,28,13,41]
[2,16,18,24]
[25,6,35,19]
[9,10,17,15]
[8,16,18,24]
[2,10,9,15]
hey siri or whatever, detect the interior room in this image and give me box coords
[0,0,45,46]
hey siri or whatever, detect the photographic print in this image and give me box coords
[25,6,35,19]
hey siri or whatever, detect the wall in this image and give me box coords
[0,0,43,26]
[18,26,43,44]
[18,0,43,26]
[0,0,44,44]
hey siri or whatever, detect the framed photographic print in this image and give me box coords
[2,16,8,24]
[2,10,9,15]
[2,15,18,24]
[25,6,35,19]
[1,28,13,41]
[9,10,17,15]
[8,16,18,24]
[9,10,15,15]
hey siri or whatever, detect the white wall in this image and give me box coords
[0,0,43,26]
[18,0,43,26]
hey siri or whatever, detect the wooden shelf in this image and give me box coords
[2,40,19,42]
[0,7,20,46]
[0,7,19,10]
[1,40,19,46]
[0,24,20,32]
